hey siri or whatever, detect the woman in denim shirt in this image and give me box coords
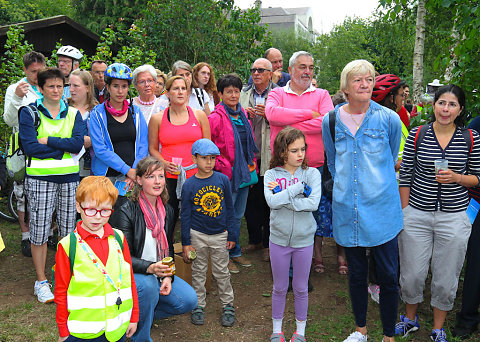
[322,60,402,342]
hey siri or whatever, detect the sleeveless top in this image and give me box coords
[159,106,202,179]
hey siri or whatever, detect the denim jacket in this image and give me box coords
[322,101,403,247]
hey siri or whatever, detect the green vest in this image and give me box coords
[26,106,80,176]
[59,229,133,341]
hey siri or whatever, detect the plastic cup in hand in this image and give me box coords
[172,157,182,175]
[255,97,265,106]
[435,159,448,175]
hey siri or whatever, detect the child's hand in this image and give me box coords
[58,337,68,342]
[268,181,280,190]
[160,276,172,296]
[226,241,235,250]
[147,262,173,277]
[303,183,312,197]
[126,322,138,338]
[182,245,195,263]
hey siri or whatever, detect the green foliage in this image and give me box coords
[114,24,156,71]
[0,0,73,25]
[71,0,148,34]
[0,26,33,145]
[313,18,373,94]
[137,0,270,80]
[271,28,313,69]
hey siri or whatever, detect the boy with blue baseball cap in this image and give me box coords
[180,138,237,327]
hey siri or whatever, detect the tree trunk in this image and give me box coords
[412,0,426,103]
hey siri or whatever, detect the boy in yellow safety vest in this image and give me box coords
[55,176,139,342]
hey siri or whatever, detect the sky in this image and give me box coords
[234,0,381,34]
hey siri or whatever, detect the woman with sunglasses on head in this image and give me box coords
[68,69,98,177]
[89,63,149,196]
[132,65,163,124]
[149,75,211,224]
[109,157,197,342]
[397,84,480,342]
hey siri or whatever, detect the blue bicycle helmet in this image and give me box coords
[105,63,133,80]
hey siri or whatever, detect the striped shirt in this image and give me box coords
[399,124,480,212]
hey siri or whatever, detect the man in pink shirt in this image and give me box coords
[265,51,334,168]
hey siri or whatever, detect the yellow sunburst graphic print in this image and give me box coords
[199,191,221,213]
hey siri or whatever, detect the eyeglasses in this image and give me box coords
[250,68,271,74]
[137,79,155,86]
[80,205,114,217]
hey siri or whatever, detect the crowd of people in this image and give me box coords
[1,44,479,342]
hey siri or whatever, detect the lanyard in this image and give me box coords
[74,229,124,309]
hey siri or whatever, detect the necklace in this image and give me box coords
[350,113,365,130]
[137,96,156,106]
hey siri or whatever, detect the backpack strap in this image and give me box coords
[414,124,429,151]
[328,109,336,143]
[460,128,473,155]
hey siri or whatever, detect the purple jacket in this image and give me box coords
[208,103,256,180]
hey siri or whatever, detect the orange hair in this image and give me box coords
[76,176,118,207]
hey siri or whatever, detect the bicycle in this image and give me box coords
[0,179,17,222]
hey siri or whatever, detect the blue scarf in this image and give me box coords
[222,102,258,192]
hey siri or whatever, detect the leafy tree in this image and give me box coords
[137,0,270,80]
[0,26,34,146]
[312,18,373,94]
[71,0,148,34]
[270,28,313,69]
[0,0,73,25]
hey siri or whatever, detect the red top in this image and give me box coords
[159,106,203,179]
[397,105,410,127]
[54,222,139,337]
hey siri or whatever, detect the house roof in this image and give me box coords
[0,15,100,57]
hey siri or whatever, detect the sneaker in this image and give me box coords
[34,281,54,303]
[270,332,286,342]
[343,331,368,342]
[231,255,252,267]
[221,303,235,327]
[191,306,204,325]
[430,328,448,342]
[290,331,306,341]
[228,260,239,274]
[21,239,32,257]
[367,284,380,304]
[395,314,420,337]
[47,235,58,251]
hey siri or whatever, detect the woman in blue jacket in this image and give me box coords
[89,63,148,192]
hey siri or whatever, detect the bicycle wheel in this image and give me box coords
[0,181,16,222]
[8,187,18,221]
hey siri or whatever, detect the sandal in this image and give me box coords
[338,261,348,275]
[312,258,325,273]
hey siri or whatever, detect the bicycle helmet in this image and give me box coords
[372,74,401,103]
[105,63,133,81]
[57,45,83,61]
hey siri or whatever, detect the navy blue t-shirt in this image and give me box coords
[180,171,236,245]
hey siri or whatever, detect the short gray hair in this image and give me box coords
[171,60,192,76]
[339,59,375,96]
[132,64,157,86]
[289,51,314,68]
[252,58,272,71]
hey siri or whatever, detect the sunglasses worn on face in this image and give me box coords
[251,68,270,74]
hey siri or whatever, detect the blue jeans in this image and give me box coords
[131,274,198,342]
[229,186,249,258]
[65,334,125,341]
[344,236,399,337]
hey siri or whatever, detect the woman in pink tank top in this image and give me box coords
[149,75,211,222]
